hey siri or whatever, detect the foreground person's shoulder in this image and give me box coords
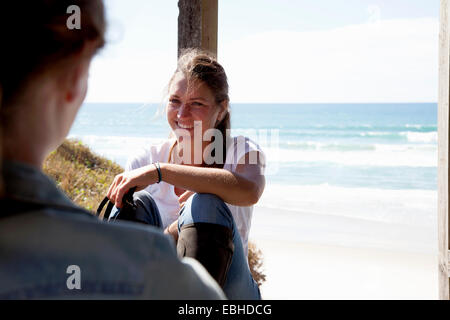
[88,219,227,299]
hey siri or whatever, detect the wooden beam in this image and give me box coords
[177,0,218,58]
[200,0,218,57]
[438,0,450,301]
[178,0,201,56]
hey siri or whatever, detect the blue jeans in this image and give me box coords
[112,191,261,300]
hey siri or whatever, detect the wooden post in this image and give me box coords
[438,0,450,301]
[200,0,218,57]
[177,0,218,58]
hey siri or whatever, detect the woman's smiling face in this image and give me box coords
[167,73,224,140]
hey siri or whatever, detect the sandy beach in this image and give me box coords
[249,206,438,300]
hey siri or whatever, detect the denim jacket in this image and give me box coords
[0,160,225,299]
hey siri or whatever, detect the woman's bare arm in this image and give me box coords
[107,151,265,208]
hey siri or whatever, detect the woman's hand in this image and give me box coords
[107,164,159,208]
[163,191,194,243]
[164,220,179,243]
[178,190,195,208]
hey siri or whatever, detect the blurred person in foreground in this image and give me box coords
[0,0,224,299]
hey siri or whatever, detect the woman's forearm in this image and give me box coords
[159,163,260,206]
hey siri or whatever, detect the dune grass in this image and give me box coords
[43,139,123,212]
[43,138,266,286]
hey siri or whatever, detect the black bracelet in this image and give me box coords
[154,162,162,183]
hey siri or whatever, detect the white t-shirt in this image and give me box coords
[125,136,266,257]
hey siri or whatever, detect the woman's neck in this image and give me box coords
[2,101,56,169]
[3,133,46,169]
[171,140,205,167]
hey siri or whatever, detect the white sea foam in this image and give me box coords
[262,144,437,168]
[405,124,436,130]
[405,124,422,129]
[359,131,393,137]
[285,141,376,151]
[358,131,437,143]
[399,131,437,143]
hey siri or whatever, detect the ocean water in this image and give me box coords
[69,102,438,237]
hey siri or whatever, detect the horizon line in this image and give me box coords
[83,101,438,105]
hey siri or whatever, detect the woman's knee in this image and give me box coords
[133,190,156,207]
[131,190,162,227]
[190,193,224,207]
[180,193,233,228]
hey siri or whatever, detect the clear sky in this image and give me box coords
[86,0,439,103]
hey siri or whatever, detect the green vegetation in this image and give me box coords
[43,138,265,286]
[43,139,123,212]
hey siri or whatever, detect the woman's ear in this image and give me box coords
[64,61,89,104]
[217,100,229,123]
[60,45,94,105]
